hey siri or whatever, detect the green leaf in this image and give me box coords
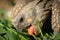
[54,32,60,40]
[0,9,6,13]
[5,31,18,40]
[0,27,6,34]
[0,23,4,27]
[37,37,41,40]
[43,36,47,40]
[0,36,5,40]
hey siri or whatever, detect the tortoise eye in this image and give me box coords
[19,17,24,23]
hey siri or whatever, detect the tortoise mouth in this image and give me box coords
[27,24,32,28]
[22,24,37,35]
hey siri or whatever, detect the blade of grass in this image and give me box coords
[46,33,52,38]
[37,21,43,38]
[32,34,37,40]
[5,27,27,40]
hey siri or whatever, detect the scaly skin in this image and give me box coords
[11,0,52,33]
[11,0,34,19]
[52,0,60,38]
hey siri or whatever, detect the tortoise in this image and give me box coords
[10,0,52,35]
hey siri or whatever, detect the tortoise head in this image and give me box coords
[11,6,37,31]
[11,0,51,34]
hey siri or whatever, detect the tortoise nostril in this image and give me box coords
[19,17,24,23]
